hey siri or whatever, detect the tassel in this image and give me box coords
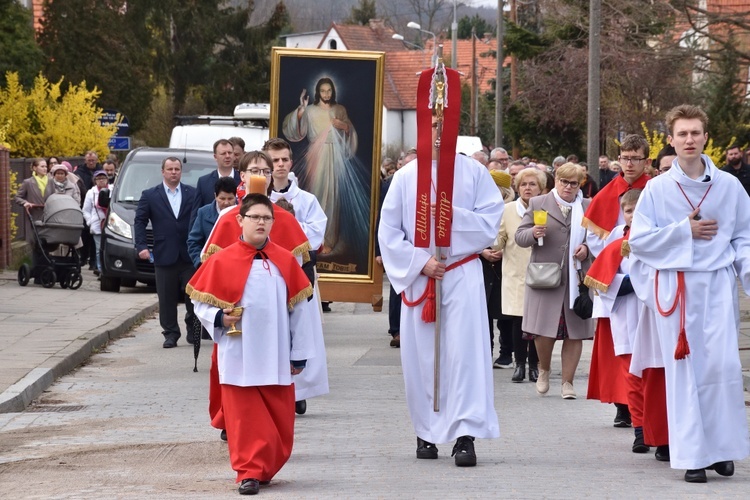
[421,278,436,323]
[674,328,690,360]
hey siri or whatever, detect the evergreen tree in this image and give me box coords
[699,45,750,152]
[346,0,377,26]
[0,0,44,87]
[37,0,154,133]
[456,14,494,40]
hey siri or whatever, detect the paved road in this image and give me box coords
[1,298,749,498]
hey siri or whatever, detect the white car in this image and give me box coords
[169,103,270,151]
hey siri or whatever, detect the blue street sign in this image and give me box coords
[100,109,130,136]
[108,136,131,151]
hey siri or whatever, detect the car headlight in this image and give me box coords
[107,211,133,240]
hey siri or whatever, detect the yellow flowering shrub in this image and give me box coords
[0,72,116,158]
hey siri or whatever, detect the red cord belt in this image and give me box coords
[655,270,690,360]
[401,254,479,323]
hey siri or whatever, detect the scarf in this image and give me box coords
[53,179,67,193]
[33,172,48,193]
[582,173,649,239]
[515,198,528,219]
[551,188,586,308]
[187,238,312,311]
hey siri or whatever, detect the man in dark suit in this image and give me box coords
[135,156,198,348]
[187,176,238,268]
[191,139,241,227]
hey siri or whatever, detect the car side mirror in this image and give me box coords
[98,188,111,208]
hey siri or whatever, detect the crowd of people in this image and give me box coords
[377,104,749,486]
[13,101,750,493]
[15,151,119,278]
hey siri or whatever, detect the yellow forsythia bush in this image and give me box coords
[0,72,116,158]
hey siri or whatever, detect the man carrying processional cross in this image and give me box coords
[378,51,504,467]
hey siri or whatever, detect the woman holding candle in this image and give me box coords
[514,163,593,399]
[494,168,546,382]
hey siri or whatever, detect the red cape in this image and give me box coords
[582,174,649,239]
[187,239,312,310]
[584,229,630,293]
[202,204,310,263]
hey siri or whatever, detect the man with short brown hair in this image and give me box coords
[629,104,750,483]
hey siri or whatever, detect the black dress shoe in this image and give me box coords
[684,469,707,483]
[654,445,670,462]
[416,437,438,459]
[528,365,539,383]
[632,427,650,453]
[295,400,307,415]
[452,435,476,467]
[614,403,632,427]
[239,478,260,495]
[162,337,177,348]
[707,461,734,477]
[511,364,526,383]
[220,429,227,442]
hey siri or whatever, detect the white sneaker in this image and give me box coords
[561,381,576,400]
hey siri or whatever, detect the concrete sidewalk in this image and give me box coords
[0,269,158,413]
[1,267,749,417]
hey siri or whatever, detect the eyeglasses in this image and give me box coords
[242,215,274,223]
[248,168,272,176]
[557,178,580,188]
[619,156,645,164]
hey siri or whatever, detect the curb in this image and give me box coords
[0,301,158,414]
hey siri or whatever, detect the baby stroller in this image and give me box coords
[18,194,85,289]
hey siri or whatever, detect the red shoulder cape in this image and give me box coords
[202,204,310,263]
[187,239,312,311]
[584,229,631,293]
[582,174,649,239]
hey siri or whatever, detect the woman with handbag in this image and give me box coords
[495,168,546,383]
[515,163,593,399]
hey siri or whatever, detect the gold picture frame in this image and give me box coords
[270,47,385,309]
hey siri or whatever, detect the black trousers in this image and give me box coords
[388,284,402,335]
[490,314,513,357]
[79,226,94,266]
[509,315,538,366]
[155,261,196,339]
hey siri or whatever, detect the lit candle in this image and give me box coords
[248,175,267,195]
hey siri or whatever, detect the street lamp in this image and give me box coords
[392,33,423,51]
[408,22,437,65]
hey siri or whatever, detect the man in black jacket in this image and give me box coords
[721,143,750,197]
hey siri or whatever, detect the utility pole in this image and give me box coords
[452,0,458,69]
[495,0,504,148]
[471,27,477,136]
[587,0,601,171]
[510,0,519,158]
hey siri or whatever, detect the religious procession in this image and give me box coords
[3,2,750,497]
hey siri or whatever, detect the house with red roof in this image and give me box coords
[282,20,500,151]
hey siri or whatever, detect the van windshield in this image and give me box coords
[115,160,215,202]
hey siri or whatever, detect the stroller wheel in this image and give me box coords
[67,272,83,290]
[59,272,70,288]
[40,268,57,288]
[18,264,31,287]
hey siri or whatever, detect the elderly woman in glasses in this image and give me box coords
[515,163,594,400]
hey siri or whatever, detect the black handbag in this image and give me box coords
[573,268,593,319]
